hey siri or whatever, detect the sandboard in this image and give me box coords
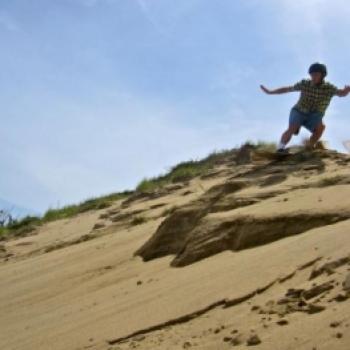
[256,145,327,161]
[255,149,294,160]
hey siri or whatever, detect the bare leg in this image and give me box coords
[280,123,300,147]
[309,123,325,147]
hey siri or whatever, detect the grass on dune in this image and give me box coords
[0,191,131,240]
[135,142,276,193]
[42,192,130,222]
[0,141,277,240]
[136,148,235,193]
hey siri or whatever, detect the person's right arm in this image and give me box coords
[260,85,294,95]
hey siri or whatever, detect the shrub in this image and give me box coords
[42,192,131,222]
[130,216,147,226]
[135,149,234,193]
[0,191,131,239]
[136,178,167,192]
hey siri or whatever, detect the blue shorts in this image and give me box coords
[289,108,324,132]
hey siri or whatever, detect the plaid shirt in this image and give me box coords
[289,79,339,116]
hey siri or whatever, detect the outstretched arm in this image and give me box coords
[335,85,350,97]
[260,85,294,95]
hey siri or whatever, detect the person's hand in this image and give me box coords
[260,85,271,94]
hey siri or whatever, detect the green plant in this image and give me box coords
[135,148,237,194]
[0,215,42,239]
[136,178,167,192]
[42,192,131,223]
[0,227,9,239]
[8,216,41,230]
[255,140,277,152]
[0,191,131,239]
[130,216,147,226]
[167,161,211,183]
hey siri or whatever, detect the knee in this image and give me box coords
[315,123,325,134]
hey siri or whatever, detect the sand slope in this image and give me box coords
[1,148,350,350]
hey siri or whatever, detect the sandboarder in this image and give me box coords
[260,63,350,154]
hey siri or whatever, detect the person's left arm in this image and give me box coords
[335,85,350,97]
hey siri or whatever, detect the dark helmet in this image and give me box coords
[308,62,327,77]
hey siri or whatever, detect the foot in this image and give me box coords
[276,148,289,154]
[314,140,327,150]
[303,139,316,151]
[305,143,316,151]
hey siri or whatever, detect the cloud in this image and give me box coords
[264,0,350,65]
[135,0,168,35]
[135,0,201,35]
[210,61,255,98]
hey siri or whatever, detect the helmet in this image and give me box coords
[308,62,327,77]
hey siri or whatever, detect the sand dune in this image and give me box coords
[1,147,350,350]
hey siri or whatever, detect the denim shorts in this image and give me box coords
[289,107,324,132]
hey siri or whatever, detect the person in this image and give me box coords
[260,63,350,153]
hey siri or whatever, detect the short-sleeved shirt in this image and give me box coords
[288,79,339,116]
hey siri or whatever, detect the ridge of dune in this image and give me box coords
[0,146,350,350]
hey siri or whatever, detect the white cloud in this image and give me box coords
[136,0,166,35]
[135,0,201,35]
[210,61,255,98]
[265,0,350,66]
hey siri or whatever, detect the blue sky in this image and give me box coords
[1,0,349,214]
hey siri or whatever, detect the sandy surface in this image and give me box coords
[0,149,349,350]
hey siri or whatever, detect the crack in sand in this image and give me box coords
[106,257,321,345]
[309,255,350,280]
[170,214,349,267]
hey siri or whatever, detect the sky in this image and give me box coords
[1,0,350,214]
